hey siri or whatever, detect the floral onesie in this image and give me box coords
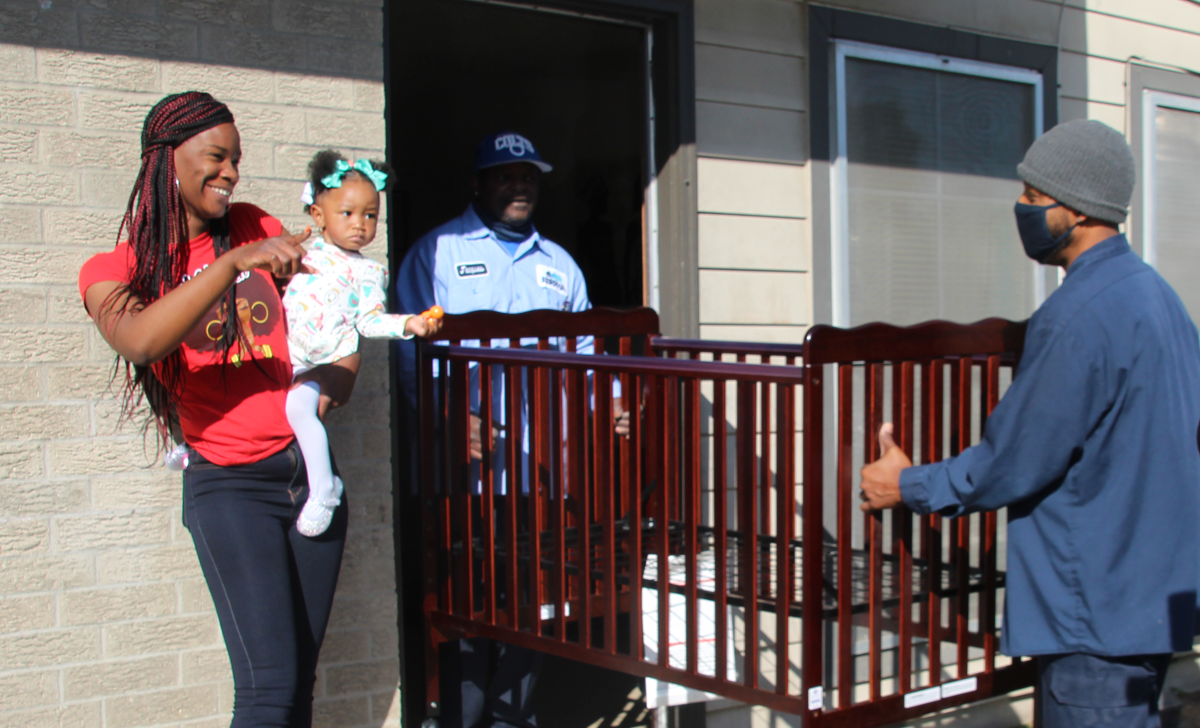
[283,237,413,370]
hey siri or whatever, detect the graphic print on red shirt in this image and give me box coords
[79,204,296,466]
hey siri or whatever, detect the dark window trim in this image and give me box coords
[807,5,1059,325]
[384,3,695,726]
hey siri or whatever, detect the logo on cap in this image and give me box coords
[495,134,535,157]
[476,131,552,172]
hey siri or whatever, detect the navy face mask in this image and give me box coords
[1014,201,1076,264]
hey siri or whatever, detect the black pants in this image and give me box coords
[1037,653,1172,728]
[184,443,347,728]
[440,637,542,728]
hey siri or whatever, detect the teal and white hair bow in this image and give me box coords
[320,159,388,192]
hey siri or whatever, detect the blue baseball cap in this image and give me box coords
[474,132,553,173]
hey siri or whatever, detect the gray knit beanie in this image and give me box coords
[1016,119,1136,224]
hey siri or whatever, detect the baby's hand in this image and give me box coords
[405,306,444,338]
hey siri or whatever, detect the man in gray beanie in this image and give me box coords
[860,119,1200,728]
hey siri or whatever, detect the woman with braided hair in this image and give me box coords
[78,91,351,727]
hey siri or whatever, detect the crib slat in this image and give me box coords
[759,378,772,600]
[529,356,546,630]
[775,378,795,696]
[738,380,759,689]
[893,361,916,694]
[505,361,521,632]
[714,379,729,684]
[575,363,592,648]
[801,359,825,717]
[594,369,617,653]
[925,360,945,687]
[684,378,700,674]
[836,364,854,706]
[549,366,565,639]
[654,374,670,667]
[983,355,1001,670]
[866,362,884,702]
[626,373,644,660]
[954,357,971,678]
[480,356,496,625]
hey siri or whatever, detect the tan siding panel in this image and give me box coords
[697,157,808,218]
[698,213,808,271]
[1060,97,1126,131]
[699,270,810,325]
[696,44,806,111]
[1060,6,1200,68]
[1057,51,1126,107]
[1072,0,1200,38]
[697,101,806,163]
[699,324,808,344]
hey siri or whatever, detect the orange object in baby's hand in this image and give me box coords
[406,305,445,339]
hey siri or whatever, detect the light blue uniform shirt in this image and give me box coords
[397,204,589,320]
[396,205,601,493]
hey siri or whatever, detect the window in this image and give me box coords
[830,41,1047,327]
[1141,90,1200,322]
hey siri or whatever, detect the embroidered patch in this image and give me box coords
[536,264,568,295]
[455,262,489,278]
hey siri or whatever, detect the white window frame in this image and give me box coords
[1140,89,1200,269]
[830,39,1046,326]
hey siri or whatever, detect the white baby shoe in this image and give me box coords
[296,476,344,537]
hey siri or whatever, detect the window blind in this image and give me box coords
[844,58,1037,326]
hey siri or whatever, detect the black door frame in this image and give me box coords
[384,2,695,725]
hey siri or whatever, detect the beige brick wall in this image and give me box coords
[0,2,399,724]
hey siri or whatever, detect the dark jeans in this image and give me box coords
[440,637,542,728]
[1037,653,1172,728]
[184,442,347,728]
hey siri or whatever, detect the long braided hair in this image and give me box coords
[107,91,243,448]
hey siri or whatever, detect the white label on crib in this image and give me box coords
[539,603,571,620]
[904,686,942,709]
[940,677,978,698]
[807,686,824,710]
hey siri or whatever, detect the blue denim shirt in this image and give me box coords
[900,235,1200,657]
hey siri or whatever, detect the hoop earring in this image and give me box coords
[250,301,269,324]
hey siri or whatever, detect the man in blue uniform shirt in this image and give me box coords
[397,131,590,374]
[861,120,1200,728]
[396,132,620,728]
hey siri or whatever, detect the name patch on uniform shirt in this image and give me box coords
[456,262,489,278]
[536,264,568,295]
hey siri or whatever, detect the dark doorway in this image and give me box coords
[391,0,648,308]
[388,3,656,726]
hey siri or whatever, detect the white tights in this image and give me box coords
[285,380,343,537]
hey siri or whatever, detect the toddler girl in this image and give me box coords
[285,150,441,536]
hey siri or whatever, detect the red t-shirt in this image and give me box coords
[78,203,295,466]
